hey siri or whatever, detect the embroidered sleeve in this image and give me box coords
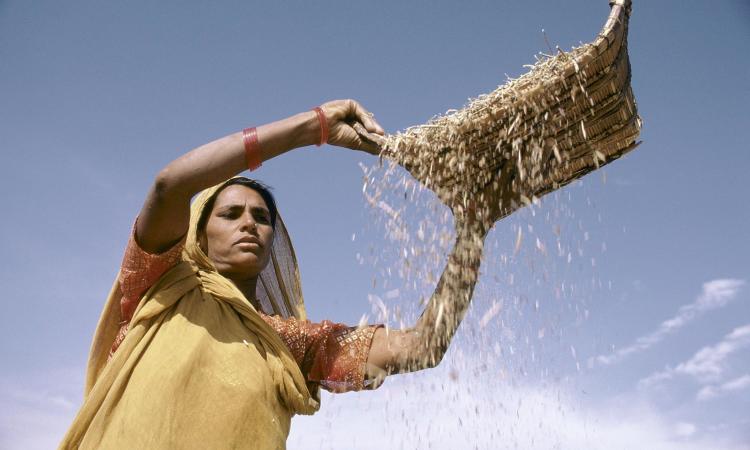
[109,221,185,356]
[261,314,382,393]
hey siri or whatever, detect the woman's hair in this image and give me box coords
[196,177,278,233]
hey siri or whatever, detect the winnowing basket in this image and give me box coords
[365,0,641,224]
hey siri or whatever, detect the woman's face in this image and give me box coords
[202,185,274,280]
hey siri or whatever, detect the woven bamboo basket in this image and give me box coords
[358,0,641,226]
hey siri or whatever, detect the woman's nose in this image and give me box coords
[240,213,257,232]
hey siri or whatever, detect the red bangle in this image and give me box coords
[242,127,262,171]
[313,106,328,146]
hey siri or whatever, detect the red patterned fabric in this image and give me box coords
[261,314,379,392]
[108,222,379,392]
[108,225,184,358]
[119,227,185,324]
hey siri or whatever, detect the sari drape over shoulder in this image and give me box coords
[60,180,321,450]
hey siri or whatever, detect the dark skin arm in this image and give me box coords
[364,219,487,384]
[136,100,384,254]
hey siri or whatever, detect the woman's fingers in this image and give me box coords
[359,139,381,155]
[320,99,386,154]
[352,122,385,151]
[325,99,384,135]
[350,100,385,135]
[339,124,381,155]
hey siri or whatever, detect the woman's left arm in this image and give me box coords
[364,219,486,384]
[135,100,383,254]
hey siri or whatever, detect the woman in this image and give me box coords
[61,99,487,449]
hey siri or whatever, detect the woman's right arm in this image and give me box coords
[364,220,485,383]
[135,100,384,253]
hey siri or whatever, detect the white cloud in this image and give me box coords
[673,422,697,438]
[289,368,747,450]
[677,325,750,381]
[0,367,83,450]
[598,279,745,366]
[697,374,750,401]
[639,369,677,387]
[3,362,747,450]
[640,324,750,389]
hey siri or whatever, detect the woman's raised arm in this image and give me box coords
[135,100,384,253]
[365,219,486,384]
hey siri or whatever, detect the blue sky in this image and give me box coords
[1,0,748,448]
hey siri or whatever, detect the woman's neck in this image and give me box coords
[228,276,259,307]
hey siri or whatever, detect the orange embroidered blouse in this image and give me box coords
[109,227,380,393]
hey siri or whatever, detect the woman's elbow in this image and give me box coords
[152,166,187,200]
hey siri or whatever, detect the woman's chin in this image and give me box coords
[228,255,267,277]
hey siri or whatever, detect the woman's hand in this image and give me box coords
[320,99,385,155]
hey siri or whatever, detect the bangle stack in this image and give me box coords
[242,107,328,171]
[242,127,262,171]
[313,106,328,146]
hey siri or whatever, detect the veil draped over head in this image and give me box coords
[63,178,317,449]
[184,178,309,321]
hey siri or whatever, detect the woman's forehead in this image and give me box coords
[214,184,268,210]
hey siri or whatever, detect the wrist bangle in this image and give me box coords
[313,106,328,146]
[242,127,262,171]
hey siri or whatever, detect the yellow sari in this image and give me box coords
[60,180,319,450]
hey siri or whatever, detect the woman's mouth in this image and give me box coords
[234,236,262,247]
